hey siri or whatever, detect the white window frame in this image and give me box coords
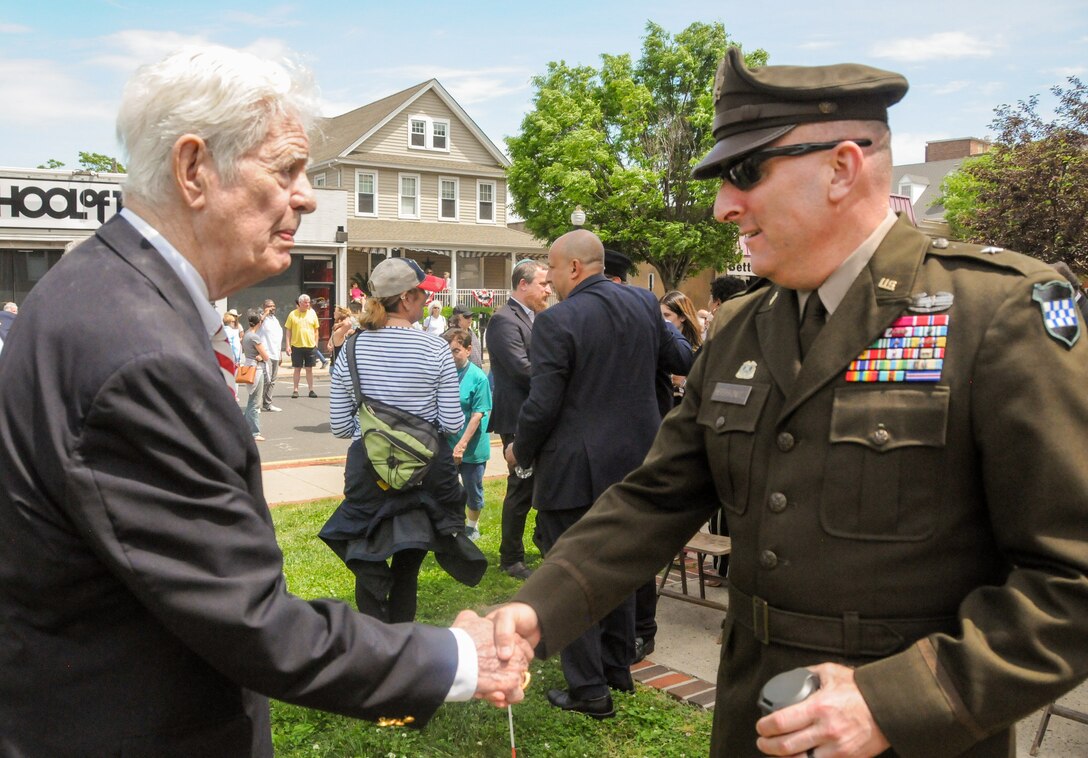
[406,114,451,153]
[476,180,496,224]
[438,176,459,221]
[355,170,378,217]
[398,172,421,219]
[312,172,326,187]
[431,119,450,152]
[409,118,427,148]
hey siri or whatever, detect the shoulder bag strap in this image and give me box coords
[346,331,364,413]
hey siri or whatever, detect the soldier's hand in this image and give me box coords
[487,602,541,661]
[755,662,890,758]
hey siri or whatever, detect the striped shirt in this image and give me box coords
[329,327,463,439]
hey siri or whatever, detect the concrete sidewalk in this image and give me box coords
[261,455,1088,755]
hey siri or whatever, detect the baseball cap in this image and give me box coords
[370,258,447,297]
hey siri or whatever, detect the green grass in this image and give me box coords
[270,478,712,757]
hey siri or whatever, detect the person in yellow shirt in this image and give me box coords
[284,293,320,398]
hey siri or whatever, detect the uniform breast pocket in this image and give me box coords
[821,386,950,541]
[696,383,770,516]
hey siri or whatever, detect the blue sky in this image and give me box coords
[1,0,1085,170]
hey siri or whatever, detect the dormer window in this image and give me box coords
[407,115,450,152]
[410,119,426,147]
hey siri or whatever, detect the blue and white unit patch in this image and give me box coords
[1033,280,1081,348]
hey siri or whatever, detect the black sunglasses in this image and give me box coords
[721,139,873,191]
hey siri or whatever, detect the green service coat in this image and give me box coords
[515,217,1088,757]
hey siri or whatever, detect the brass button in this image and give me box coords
[768,492,788,513]
[715,416,725,429]
[870,425,891,446]
[759,550,778,569]
[776,432,795,452]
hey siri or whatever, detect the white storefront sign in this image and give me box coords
[0,177,123,229]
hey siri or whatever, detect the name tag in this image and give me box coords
[711,382,752,405]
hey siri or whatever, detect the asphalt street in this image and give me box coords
[244,365,351,463]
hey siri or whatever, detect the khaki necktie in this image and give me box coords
[798,292,826,360]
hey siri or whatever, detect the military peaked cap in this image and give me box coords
[604,249,633,281]
[692,47,909,179]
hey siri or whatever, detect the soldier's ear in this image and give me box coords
[827,140,866,204]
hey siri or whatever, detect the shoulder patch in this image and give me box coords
[1032,280,1081,348]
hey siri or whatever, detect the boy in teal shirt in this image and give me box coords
[443,328,492,541]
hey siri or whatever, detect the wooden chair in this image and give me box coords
[1030,701,1088,755]
[657,532,731,612]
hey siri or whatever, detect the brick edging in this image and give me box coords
[631,659,717,709]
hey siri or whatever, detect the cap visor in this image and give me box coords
[692,125,795,180]
[419,274,447,292]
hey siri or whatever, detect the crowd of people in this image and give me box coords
[3,39,1087,758]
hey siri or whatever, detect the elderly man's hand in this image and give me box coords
[452,610,534,708]
[755,663,890,758]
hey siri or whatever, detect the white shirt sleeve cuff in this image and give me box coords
[444,627,478,702]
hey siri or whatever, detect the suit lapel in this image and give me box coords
[95,215,212,348]
[778,216,929,423]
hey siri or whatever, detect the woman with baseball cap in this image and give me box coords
[321,258,485,623]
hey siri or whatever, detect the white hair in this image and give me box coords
[117,45,319,204]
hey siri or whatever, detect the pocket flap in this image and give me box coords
[830,386,950,451]
[697,383,770,434]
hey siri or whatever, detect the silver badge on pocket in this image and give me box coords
[735,361,757,380]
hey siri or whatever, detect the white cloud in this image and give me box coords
[932,80,970,95]
[0,57,115,125]
[891,131,947,165]
[222,5,301,29]
[365,66,532,105]
[871,32,997,62]
[0,22,30,33]
[1053,66,1086,78]
[84,30,299,74]
[85,29,213,71]
[797,39,837,51]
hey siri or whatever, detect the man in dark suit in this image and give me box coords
[0,45,528,757]
[505,230,692,718]
[486,259,551,580]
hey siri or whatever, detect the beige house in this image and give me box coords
[307,80,547,309]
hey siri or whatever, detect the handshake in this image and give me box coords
[452,602,541,707]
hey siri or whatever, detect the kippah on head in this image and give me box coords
[692,47,908,179]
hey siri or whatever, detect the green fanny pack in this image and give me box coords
[346,333,441,490]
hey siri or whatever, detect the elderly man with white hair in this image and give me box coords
[0,46,530,757]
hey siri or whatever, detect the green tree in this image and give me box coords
[77,151,125,173]
[36,152,126,172]
[937,77,1088,275]
[506,22,766,290]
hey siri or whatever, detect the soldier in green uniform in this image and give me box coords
[488,47,1088,757]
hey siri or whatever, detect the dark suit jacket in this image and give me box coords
[512,274,691,511]
[0,216,457,757]
[485,298,534,435]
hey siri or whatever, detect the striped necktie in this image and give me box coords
[211,325,238,395]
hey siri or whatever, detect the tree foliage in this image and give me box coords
[36,152,126,173]
[938,77,1088,275]
[506,22,766,290]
